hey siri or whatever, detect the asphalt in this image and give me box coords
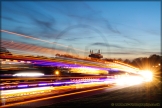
[1,84,135,108]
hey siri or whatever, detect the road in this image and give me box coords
[1,83,137,108]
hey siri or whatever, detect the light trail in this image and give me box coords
[1,87,53,95]
[12,72,44,77]
[0,74,148,107]
[1,40,65,56]
[1,79,143,108]
[1,29,85,52]
[0,86,110,108]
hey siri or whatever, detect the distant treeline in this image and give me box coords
[105,54,161,76]
[106,54,161,68]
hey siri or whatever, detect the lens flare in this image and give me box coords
[139,70,153,82]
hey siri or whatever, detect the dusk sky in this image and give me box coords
[1,1,161,60]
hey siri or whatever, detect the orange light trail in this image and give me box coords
[0,85,109,108]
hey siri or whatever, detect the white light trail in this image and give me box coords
[13,72,44,77]
[1,87,53,95]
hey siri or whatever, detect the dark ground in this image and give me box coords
[38,78,161,108]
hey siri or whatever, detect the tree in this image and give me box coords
[124,59,131,64]
[131,57,142,68]
[117,58,123,62]
[148,54,161,66]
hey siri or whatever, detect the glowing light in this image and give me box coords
[116,75,143,85]
[55,70,60,75]
[70,67,108,75]
[13,60,18,62]
[53,82,63,85]
[18,85,28,88]
[20,61,25,63]
[6,59,10,61]
[38,83,47,86]
[13,72,44,77]
[26,61,31,63]
[28,84,37,87]
[1,87,53,95]
[139,70,153,82]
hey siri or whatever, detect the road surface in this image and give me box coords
[1,83,137,108]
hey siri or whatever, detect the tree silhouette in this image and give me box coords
[124,59,131,64]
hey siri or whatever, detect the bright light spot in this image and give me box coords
[55,70,59,75]
[139,70,153,82]
[26,61,31,63]
[127,76,143,85]
[13,72,44,77]
[116,75,143,85]
[116,78,125,85]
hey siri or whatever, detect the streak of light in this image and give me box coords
[12,72,44,77]
[0,86,110,108]
[116,75,143,85]
[1,40,64,56]
[70,67,108,74]
[1,87,53,95]
[1,29,85,52]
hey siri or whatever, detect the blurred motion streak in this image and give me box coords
[1,29,85,52]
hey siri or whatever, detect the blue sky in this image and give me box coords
[1,1,161,60]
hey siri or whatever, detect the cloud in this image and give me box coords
[3,2,58,39]
[123,35,141,44]
[53,24,107,44]
[64,36,94,41]
[102,52,133,55]
[144,29,160,36]
[33,18,54,30]
[90,42,123,49]
[47,2,120,34]
[101,51,160,56]
[2,16,23,24]
[141,51,161,55]
[103,19,120,34]
[2,2,120,41]
[13,26,33,36]
[29,16,58,39]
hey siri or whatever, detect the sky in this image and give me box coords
[1,1,161,60]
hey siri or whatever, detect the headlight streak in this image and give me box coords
[115,75,145,86]
[0,80,113,100]
[1,72,149,91]
[13,72,44,77]
[1,71,152,91]
[0,78,108,90]
[0,73,149,105]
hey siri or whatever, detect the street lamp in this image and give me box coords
[54,70,60,81]
[55,70,60,76]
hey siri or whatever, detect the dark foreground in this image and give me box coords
[39,79,161,108]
